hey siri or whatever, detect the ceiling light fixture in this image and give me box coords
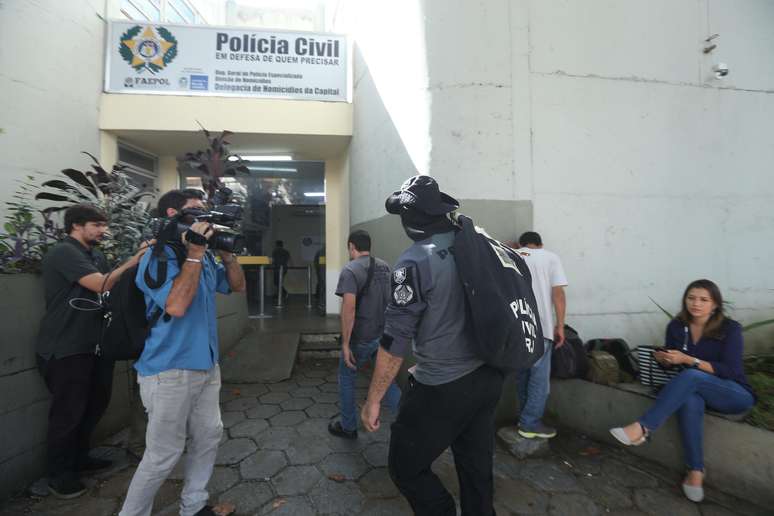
[304,192,326,197]
[229,155,293,161]
[247,166,297,174]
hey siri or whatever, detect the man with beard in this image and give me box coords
[36,204,150,498]
[361,176,504,515]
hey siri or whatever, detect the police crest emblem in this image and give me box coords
[394,268,407,284]
[393,284,414,305]
[120,25,178,74]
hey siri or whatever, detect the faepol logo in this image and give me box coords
[119,25,178,74]
[127,77,171,87]
[124,77,134,88]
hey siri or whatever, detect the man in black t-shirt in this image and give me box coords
[36,205,150,499]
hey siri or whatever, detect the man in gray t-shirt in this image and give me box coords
[328,230,401,439]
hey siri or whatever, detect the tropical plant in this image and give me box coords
[0,153,154,272]
[0,180,62,273]
[178,123,248,199]
[31,152,154,265]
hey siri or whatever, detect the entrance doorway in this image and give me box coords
[179,159,326,316]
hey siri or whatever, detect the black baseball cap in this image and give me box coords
[385,175,459,216]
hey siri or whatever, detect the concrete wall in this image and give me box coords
[344,0,774,353]
[0,0,106,221]
[354,199,532,270]
[0,273,248,501]
[547,379,774,506]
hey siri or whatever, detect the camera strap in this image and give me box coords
[186,231,208,247]
[144,222,184,290]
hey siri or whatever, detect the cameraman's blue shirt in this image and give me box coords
[134,245,231,376]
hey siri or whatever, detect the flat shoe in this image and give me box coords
[609,426,648,446]
[682,483,704,502]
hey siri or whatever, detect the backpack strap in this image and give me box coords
[355,256,376,309]
[148,307,165,327]
[143,233,187,290]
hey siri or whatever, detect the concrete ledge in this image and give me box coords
[546,378,774,506]
[0,280,248,501]
[221,332,299,384]
[217,291,249,355]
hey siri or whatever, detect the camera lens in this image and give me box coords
[210,231,245,254]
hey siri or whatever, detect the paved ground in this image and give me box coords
[1,358,767,516]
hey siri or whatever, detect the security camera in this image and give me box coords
[713,63,729,79]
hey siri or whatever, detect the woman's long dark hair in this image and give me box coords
[676,279,727,340]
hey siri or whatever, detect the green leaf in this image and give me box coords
[649,297,674,320]
[34,192,74,202]
[41,179,78,192]
[62,168,98,197]
[743,319,774,333]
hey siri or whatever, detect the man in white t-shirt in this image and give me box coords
[514,231,568,439]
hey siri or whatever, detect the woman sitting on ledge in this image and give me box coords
[609,279,755,503]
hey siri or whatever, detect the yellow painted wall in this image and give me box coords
[157,155,180,193]
[100,94,352,136]
[324,151,350,314]
[99,132,119,170]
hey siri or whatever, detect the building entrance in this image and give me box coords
[180,158,327,317]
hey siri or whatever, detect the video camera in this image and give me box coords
[153,187,246,254]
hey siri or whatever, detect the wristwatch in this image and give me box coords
[691,357,701,368]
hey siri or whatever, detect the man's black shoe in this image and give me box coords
[328,420,358,440]
[76,456,113,472]
[48,476,87,499]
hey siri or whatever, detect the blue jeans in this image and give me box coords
[338,338,402,432]
[517,338,553,428]
[639,368,754,471]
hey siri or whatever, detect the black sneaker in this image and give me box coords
[48,476,87,499]
[76,456,113,472]
[328,420,358,440]
[518,422,557,439]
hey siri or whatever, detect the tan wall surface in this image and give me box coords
[324,153,350,314]
[100,94,352,136]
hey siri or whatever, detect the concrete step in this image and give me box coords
[221,332,299,383]
[299,332,340,351]
[298,333,340,361]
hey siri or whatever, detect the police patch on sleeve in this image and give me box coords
[393,284,414,305]
[391,265,418,306]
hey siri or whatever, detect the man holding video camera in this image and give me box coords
[119,189,246,516]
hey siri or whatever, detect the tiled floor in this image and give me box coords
[1,358,767,516]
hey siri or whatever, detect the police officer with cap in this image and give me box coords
[361,175,504,515]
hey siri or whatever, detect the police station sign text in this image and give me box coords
[105,21,348,102]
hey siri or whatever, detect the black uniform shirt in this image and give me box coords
[36,237,109,359]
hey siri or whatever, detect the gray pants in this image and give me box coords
[119,365,223,516]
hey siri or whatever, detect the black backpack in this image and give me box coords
[453,214,545,373]
[97,245,182,361]
[551,325,589,379]
[586,338,639,380]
